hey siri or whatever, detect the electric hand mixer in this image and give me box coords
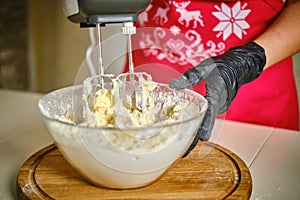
[63,0,152,114]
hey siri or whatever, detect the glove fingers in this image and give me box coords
[169,70,201,90]
[198,102,216,141]
[198,75,223,141]
[181,97,217,158]
[169,57,216,90]
[181,133,199,158]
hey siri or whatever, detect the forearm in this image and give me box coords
[254,0,300,69]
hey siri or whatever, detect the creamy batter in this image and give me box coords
[58,75,198,152]
[78,75,192,130]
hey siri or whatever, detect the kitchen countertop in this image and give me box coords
[1,89,300,200]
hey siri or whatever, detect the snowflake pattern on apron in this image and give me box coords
[137,0,238,66]
[212,2,251,40]
[139,27,226,66]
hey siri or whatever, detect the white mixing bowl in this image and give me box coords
[38,83,207,189]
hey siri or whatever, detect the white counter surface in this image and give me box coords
[1,89,300,199]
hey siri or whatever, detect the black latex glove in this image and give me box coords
[169,42,266,157]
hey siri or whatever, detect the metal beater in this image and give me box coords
[63,0,152,111]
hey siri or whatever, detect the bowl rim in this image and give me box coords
[38,84,208,131]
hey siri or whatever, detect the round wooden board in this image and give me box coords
[17,142,252,200]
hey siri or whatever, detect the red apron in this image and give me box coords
[130,0,299,130]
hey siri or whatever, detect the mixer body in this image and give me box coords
[63,0,151,26]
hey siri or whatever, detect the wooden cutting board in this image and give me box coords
[17,142,252,200]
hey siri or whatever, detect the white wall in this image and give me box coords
[29,0,126,92]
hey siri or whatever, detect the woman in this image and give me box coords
[130,0,300,144]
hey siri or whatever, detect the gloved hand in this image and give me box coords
[169,42,266,157]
